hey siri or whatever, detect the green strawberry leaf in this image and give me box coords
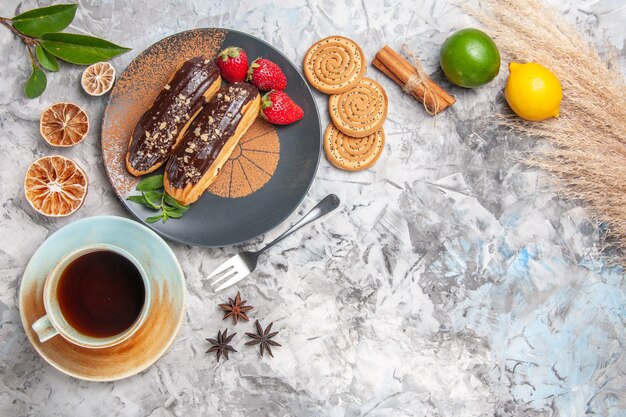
[24,63,47,98]
[161,212,169,223]
[36,44,59,71]
[40,32,131,65]
[247,60,260,81]
[145,214,163,224]
[261,92,273,109]
[126,194,150,206]
[226,47,241,58]
[136,174,164,191]
[219,47,240,61]
[164,194,189,211]
[12,4,78,37]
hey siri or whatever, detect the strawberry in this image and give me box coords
[261,90,304,125]
[216,47,249,83]
[247,58,287,91]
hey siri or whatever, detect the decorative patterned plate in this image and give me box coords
[19,216,185,381]
[101,28,321,247]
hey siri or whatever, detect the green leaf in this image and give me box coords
[12,4,78,37]
[136,174,164,191]
[165,211,183,219]
[163,209,183,219]
[24,63,47,98]
[145,214,163,223]
[142,191,163,209]
[164,194,189,211]
[131,180,189,223]
[40,32,131,65]
[36,44,59,71]
[126,194,150,206]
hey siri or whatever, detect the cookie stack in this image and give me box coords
[303,36,388,171]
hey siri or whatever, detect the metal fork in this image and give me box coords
[208,194,340,291]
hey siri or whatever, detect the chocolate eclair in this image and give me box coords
[164,82,261,205]
[126,57,222,176]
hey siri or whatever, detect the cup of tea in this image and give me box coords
[32,243,151,349]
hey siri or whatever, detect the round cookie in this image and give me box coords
[324,123,384,171]
[328,77,388,138]
[303,36,366,94]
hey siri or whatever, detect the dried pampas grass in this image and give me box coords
[464,0,626,263]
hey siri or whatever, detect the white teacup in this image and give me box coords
[32,243,151,349]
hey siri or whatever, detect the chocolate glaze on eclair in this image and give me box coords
[126,57,221,176]
[164,82,261,205]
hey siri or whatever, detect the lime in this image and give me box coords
[505,62,562,121]
[440,28,500,88]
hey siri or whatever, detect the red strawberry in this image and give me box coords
[216,47,249,83]
[261,90,304,125]
[247,58,287,91]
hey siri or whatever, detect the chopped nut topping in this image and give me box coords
[200,134,209,141]
[179,93,186,100]
[164,84,171,90]
[159,122,167,130]
[217,93,223,99]
[194,127,201,136]
[227,112,233,118]
[204,59,210,64]
[224,95,231,102]
[208,116,214,124]
[185,147,194,154]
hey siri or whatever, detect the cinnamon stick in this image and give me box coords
[373,45,455,115]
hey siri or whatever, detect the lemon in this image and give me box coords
[505,62,562,121]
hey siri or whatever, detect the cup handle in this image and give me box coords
[32,315,58,343]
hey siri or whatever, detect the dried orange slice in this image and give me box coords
[81,62,116,96]
[24,155,88,217]
[40,102,90,147]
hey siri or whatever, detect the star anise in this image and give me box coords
[219,291,254,325]
[245,320,281,358]
[206,329,237,362]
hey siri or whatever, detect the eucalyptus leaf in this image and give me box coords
[12,4,78,37]
[24,64,47,98]
[143,191,163,209]
[164,194,188,211]
[36,44,59,71]
[40,32,131,65]
[145,214,163,224]
[136,174,164,191]
[126,194,150,206]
